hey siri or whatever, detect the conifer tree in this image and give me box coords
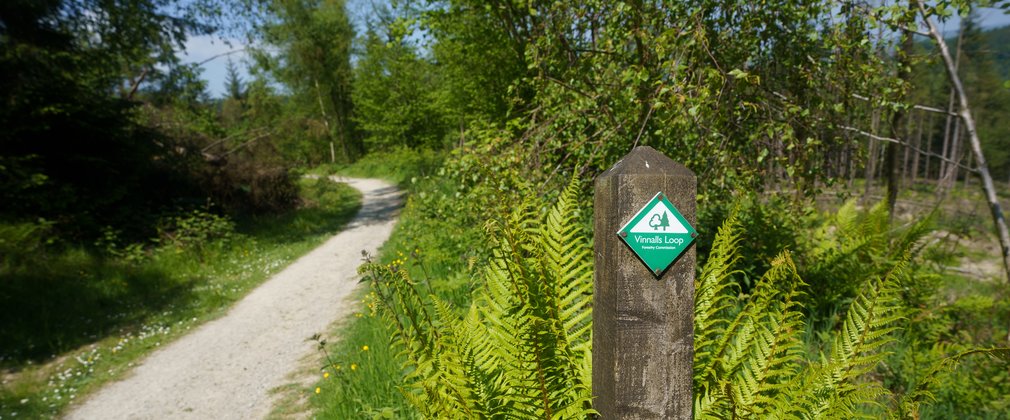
[224,59,245,101]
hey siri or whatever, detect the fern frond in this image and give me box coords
[701,252,806,418]
[694,212,744,401]
[897,347,1010,418]
[793,252,908,417]
[832,257,907,381]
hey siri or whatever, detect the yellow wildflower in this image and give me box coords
[362,345,369,351]
[324,372,330,378]
[315,387,321,394]
[351,363,358,371]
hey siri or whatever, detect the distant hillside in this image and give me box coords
[942,24,1010,81]
[982,25,1010,80]
[923,24,1010,83]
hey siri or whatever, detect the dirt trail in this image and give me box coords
[67,178,401,420]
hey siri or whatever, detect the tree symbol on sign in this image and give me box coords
[649,211,671,231]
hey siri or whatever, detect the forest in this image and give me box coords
[3,0,1010,418]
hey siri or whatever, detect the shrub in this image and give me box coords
[360,181,594,418]
[356,179,1008,418]
[0,219,54,266]
[200,159,300,215]
[156,209,236,261]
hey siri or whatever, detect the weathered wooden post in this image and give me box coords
[593,146,696,419]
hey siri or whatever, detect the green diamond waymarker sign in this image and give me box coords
[617,191,697,276]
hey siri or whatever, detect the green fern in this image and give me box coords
[364,187,988,419]
[895,347,1010,419]
[695,206,918,419]
[362,179,595,419]
[802,200,935,324]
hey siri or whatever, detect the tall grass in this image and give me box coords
[0,177,361,419]
[308,169,480,418]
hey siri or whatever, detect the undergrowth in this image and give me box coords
[0,177,361,419]
[304,147,444,186]
[308,146,1010,418]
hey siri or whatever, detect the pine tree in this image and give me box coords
[224,59,245,101]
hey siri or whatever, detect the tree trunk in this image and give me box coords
[938,21,965,198]
[918,1,1010,288]
[939,100,952,183]
[964,147,973,188]
[314,78,337,164]
[848,147,856,190]
[902,114,912,185]
[886,18,916,217]
[863,110,881,204]
[949,120,962,186]
[911,111,923,185]
[924,112,935,179]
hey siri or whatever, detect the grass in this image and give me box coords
[304,165,481,419]
[0,177,361,419]
[303,147,444,187]
[307,308,416,419]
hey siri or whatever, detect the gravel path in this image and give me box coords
[67,178,402,420]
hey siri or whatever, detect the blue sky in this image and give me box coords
[179,35,250,98]
[939,6,1010,33]
[180,5,1010,99]
[179,0,374,98]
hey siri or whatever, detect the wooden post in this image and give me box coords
[593,146,695,419]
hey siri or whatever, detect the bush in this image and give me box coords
[358,181,594,418]
[157,209,236,252]
[696,193,812,292]
[155,208,237,262]
[0,219,54,266]
[200,158,300,215]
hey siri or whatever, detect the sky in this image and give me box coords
[180,5,1010,99]
[179,35,250,98]
[179,0,374,99]
[936,6,1010,34]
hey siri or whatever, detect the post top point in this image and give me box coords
[598,146,694,179]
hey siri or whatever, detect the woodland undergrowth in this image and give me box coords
[344,170,1009,418]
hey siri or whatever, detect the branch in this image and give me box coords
[222,131,273,157]
[851,94,957,117]
[196,48,247,66]
[126,67,150,100]
[839,0,930,37]
[840,125,976,173]
[897,24,930,38]
[201,127,270,153]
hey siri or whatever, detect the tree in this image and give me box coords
[422,0,533,128]
[885,3,918,217]
[416,0,902,201]
[220,59,247,128]
[225,58,245,101]
[257,0,358,164]
[916,0,1010,285]
[352,27,449,152]
[0,0,215,240]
